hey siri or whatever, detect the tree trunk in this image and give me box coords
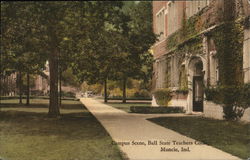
[26,72,30,106]
[59,70,62,107]
[122,77,126,103]
[18,71,23,104]
[104,79,108,103]
[48,47,60,117]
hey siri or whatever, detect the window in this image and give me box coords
[209,51,219,86]
[155,60,159,88]
[165,58,171,87]
[156,8,165,41]
[186,0,210,19]
[216,66,219,83]
[167,1,177,36]
[166,1,184,36]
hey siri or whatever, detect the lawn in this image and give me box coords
[148,116,250,159]
[102,101,151,112]
[0,98,123,160]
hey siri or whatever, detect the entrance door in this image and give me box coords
[193,76,204,112]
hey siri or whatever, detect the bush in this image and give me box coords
[134,89,151,98]
[205,84,250,120]
[204,87,222,103]
[31,90,45,96]
[130,106,185,114]
[62,91,76,98]
[153,88,172,106]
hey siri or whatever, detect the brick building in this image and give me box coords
[152,0,250,121]
[32,61,49,95]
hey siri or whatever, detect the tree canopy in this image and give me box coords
[1,1,156,115]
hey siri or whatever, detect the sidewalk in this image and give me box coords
[80,98,240,160]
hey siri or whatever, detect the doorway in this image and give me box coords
[192,61,204,112]
[193,76,203,112]
[187,57,204,113]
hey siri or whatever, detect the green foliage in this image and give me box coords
[205,84,250,120]
[153,88,172,106]
[206,19,245,120]
[179,66,188,91]
[134,89,151,98]
[61,68,80,88]
[30,90,45,96]
[130,106,184,114]
[61,91,76,98]
[166,14,203,52]
[162,0,246,120]
[112,1,156,81]
[244,16,250,28]
[69,2,131,85]
[209,21,244,85]
[204,87,222,103]
[1,2,47,76]
[81,82,103,94]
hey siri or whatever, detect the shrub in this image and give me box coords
[204,87,222,103]
[130,106,185,114]
[134,89,151,98]
[109,88,122,97]
[62,91,76,98]
[205,84,250,120]
[31,90,45,96]
[153,88,172,106]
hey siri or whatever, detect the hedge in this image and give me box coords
[130,106,185,114]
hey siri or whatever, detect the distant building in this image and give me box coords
[0,72,17,96]
[152,0,250,121]
[31,61,49,95]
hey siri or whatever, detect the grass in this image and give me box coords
[148,116,250,159]
[0,97,78,104]
[103,101,151,112]
[0,98,123,160]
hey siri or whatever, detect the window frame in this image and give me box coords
[155,7,166,41]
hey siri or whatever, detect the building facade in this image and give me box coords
[31,61,49,95]
[152,0,250,121]
[0,72,17,96]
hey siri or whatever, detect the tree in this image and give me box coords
[1,2,46,104]
[68,1,126,103]
[70,2,156,104]
[114,1,156,103]
[35,2,71,116]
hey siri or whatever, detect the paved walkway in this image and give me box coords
[80,98,240,160]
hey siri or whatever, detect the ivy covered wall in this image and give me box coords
[164,0,247,89]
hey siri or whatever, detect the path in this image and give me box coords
[80,98,239,160]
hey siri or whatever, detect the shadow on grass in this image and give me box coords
[148,116,250,159]
[0,103,124,160]
[0,103,84,110]
[0,107,109,140]
[106,102,151,104]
